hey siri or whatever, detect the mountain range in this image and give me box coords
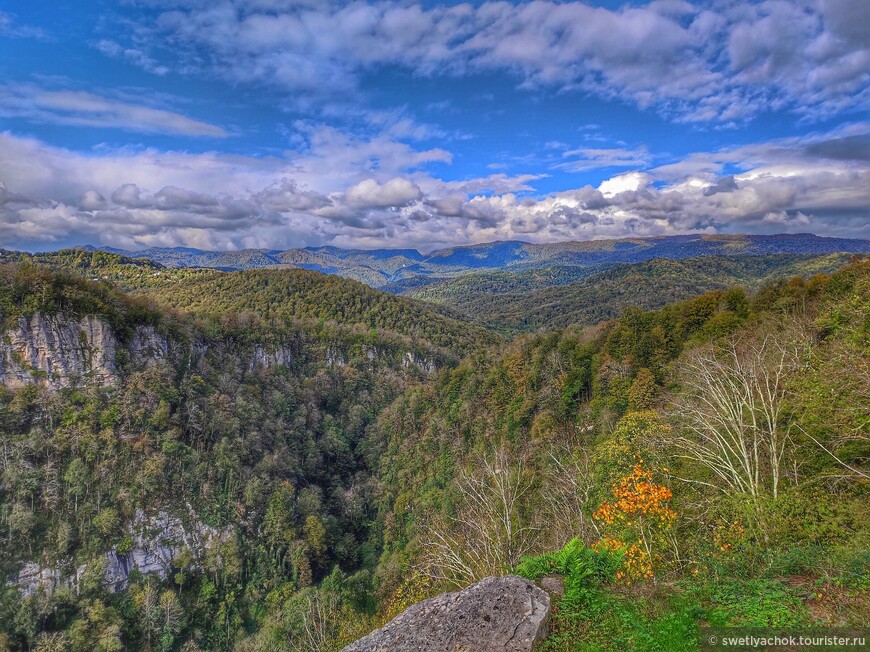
[88,233,870,290]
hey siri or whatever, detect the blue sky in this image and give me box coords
[0,0,868,252]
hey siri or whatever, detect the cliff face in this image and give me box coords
[1,313,117,388]
[0,313,167,389]
[14,509,230,597]
[0,312,440,390]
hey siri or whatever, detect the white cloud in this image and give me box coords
[104,0,870,123]
[598,172,651,198]
[344,178,422,208]
[0,84,228,137]
[1,125,868,251]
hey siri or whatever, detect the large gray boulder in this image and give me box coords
[342,575,550,652]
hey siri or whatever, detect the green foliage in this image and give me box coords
[706,579,809,627]
[407,254,853,335]
[0,263,160,333]
[140,267,498,357]
[518,540,700,652]
[516,537,620,593]
[0,257,868,650]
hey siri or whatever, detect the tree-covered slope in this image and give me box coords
[360,259,870,651]
[140,267,499,357]
[406,253,858,334]
[0,248,217,291]
[0,250,500,358]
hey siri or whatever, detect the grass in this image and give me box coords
[512,539,862,651]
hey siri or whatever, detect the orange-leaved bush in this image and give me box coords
[593,462,676,583]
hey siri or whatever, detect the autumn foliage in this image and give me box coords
[593,462,676,583]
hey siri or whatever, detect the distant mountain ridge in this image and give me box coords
[81,233,870,290]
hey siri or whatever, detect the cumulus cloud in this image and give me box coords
[0,84,228,137]
[1,123,868,251]
[104,0,870,123]
[344,178,422,208]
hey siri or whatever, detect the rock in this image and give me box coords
[129,325,169,364]
[0,313,170,389]
[15,562,62,598]
[401,351,437,374]
[538,576,565,598]
[342,575,550,652]
[8,509,232,596]
[326,347,346,367]
[103,508,232,592]
[0,313,118,388]
[249,344,293,370]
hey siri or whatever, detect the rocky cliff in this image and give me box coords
[13,509,230,597]
[0,311,440,390]
[342,575,550,652]
[0,313,167,389]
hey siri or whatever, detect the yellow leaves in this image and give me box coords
[593,462,677,584]
[593,537,653,584]
[502,350,528,393]
[383,568,436,621]
[592,463,676,527]
[712,519,746,556]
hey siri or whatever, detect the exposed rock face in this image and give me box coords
[14,562,68,599]
[11,509,231,597]
[402,351,437,374]
[0,313,118,388]
[342,575,550,652]
[129,325,169,364]
[326,346,347,367]
[249,344,293,370]
[0,313,170,389]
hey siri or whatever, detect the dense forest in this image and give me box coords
[0,254,867,650]
[404,254,855,334]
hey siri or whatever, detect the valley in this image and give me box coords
[0,238,867,650]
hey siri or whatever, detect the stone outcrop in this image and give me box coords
[402,351,437,374]
[0,313,118,388]
[129,325,169,364]
[11,509,231,597]
[0,313,169,389]
[102,509,230,593]
[342,575,550,652]
[249,344,293,370]
[0,312,441,390]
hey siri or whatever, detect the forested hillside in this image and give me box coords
[359,260,870,651]
[0,249,216,291]
[137,268,498,358]
[40,233,869,291]
[0,251,496,358]
[405,254,856,334]
[0,257,867,651]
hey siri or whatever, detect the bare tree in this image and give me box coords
[540,444,600,548]
[422,447,538,586]
[672,331,803,499]
[296,591,340,652]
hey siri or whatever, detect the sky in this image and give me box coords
[0,0,868,252]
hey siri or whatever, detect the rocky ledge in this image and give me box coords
[342,575,550,652]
